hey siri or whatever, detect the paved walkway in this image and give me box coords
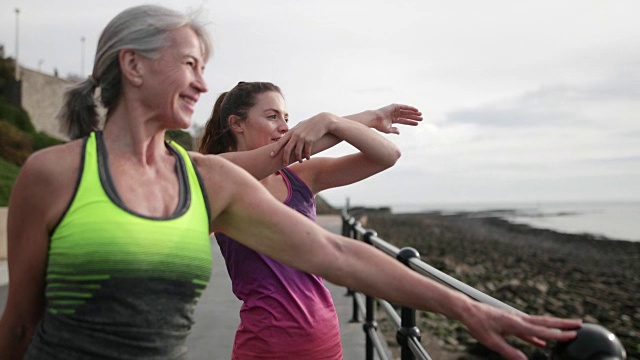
[0,215,368,359]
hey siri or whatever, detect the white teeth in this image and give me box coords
[181,96,195,105]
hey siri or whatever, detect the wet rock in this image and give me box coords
[364,211,639,359]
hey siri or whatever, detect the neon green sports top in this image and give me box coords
[25,131,212,359]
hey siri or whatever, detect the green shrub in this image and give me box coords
[166,129,194,151]
[0,50,16,94]
[0,157,20,206]
[33,131,65,151]
[0,100,35,133]
[0,121,32,166]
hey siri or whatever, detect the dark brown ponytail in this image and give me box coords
[199,91,231,154]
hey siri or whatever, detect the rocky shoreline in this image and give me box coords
[360,211,639,359]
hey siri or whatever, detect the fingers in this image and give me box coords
[395,104,421,113]
[394,109,423,126]
[303,141,312,161]
[293,140,304,163]
[281,135,297,166]
[278,115,333,164]
[398,108,422,117]
[525,315,582,330]
[279,137,312,164]
[508,315,579,345]
[467,306,581,359]
[270,133,291,157]
[521,335,547,347]
[394,118,421,127]
[397,110,423,120]
[381,104,422,119]
[278,130,310,164]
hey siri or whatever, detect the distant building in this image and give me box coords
[16,66,74,140]
[5,66,184,144]
[2,66,75,140]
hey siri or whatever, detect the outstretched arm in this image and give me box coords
[195,154,581,360]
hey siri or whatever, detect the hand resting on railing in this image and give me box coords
[303,223,582,360]
[461,301,580,359]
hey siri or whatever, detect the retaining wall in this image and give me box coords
[19,67,73,140]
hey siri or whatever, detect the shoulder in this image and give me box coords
[187,151,257,195]
[188,151,238,177]
[21,140,84,183]
[187,152,276,222]
[11,139,86,231]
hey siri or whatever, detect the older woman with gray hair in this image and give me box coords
[0,4,580,360]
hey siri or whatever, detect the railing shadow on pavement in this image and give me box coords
[340,207,627,360]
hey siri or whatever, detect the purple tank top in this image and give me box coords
[215,167,342,359]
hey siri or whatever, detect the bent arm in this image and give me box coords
[217,112,340,180]
[292,105,424,193]
[294,119,401,194]
[218,104,422,181]
[281,104,421,167]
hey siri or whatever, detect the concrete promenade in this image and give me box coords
[0,215,368,359]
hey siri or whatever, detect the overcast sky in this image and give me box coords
[1,0,639,209]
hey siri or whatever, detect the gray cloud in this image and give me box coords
[445,68,640,128]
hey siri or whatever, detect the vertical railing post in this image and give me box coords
[396,247,421,360]
[344,216,360,323]
[363,230,379,360]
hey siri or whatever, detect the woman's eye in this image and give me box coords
[268,115,277,120]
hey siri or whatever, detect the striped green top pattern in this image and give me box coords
[24,132,212,359]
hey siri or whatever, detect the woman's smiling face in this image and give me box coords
[139,26,208,129]
[236,91,289,151]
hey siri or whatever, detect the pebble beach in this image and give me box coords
[361,211,639,359]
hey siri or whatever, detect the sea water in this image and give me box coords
[389,201,640,242]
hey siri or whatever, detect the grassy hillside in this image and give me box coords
[0,157,20,206]
[0,99,67,207]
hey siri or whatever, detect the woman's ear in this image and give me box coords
[228,115,244,134]
[119,49,144,87]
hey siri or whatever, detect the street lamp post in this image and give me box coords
[81,36,86,76]
[15,8,20,80]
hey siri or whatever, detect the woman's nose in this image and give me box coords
[278,120,289,133]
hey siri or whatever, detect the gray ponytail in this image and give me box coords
[57,4,212,139]
[57,78,99,140]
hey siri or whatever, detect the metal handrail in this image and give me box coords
[340,206,627,360]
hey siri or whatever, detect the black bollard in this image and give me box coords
[550,323,626,360]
